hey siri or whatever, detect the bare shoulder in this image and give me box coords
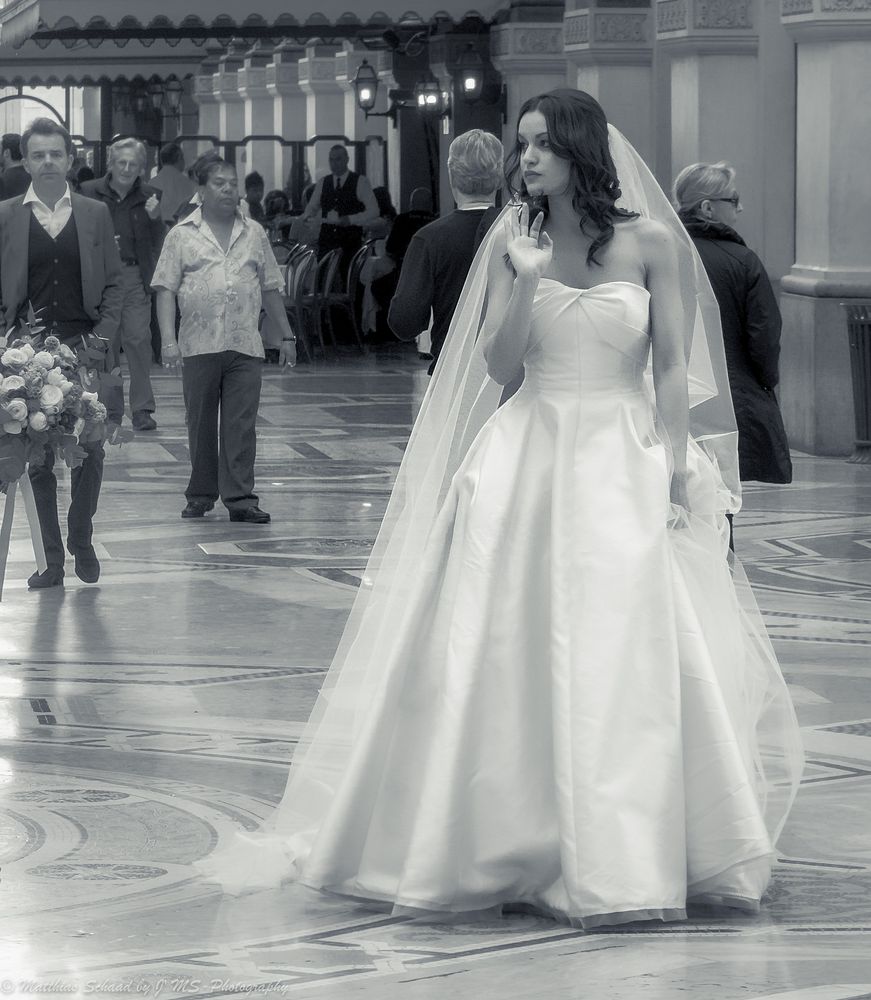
[620,215,674,249]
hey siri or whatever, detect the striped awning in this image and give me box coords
[0,0,509,48]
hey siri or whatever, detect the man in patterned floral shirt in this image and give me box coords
[151,157,296,523]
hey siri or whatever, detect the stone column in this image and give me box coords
[298,44,344,182]
[563,1,656,163]
[80,85,102,146]
[337,46,388,189]
[490,22,568,148]
[655,0,766,250]
[191,46,223,159]
[267,39,306,201]
[374,51,402,209]
[427,32,507,213]
[428,38,459,217]
[215,38,247,147]
[778,1,871,455]
[238,40,276,189]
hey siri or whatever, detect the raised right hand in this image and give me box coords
[505,202,553,280]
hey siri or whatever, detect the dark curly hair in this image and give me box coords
[504,89,638,266]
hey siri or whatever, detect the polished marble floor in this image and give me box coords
[1,344,870,1000]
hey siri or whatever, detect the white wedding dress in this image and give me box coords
[221,277,801,929]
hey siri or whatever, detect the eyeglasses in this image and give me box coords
[709,194,741,209]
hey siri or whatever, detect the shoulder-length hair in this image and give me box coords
[504,89,637,266]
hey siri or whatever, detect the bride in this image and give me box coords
[202,89,803,929]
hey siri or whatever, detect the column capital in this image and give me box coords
[266,40,304,97]
[490,21,566,72]
[564,5,653,65]
[373,50,399,90]
[335,47,375,95]
[238,42,272,101]
[214,37,247,104]
[781,0,871,40]
[655,0,759,52]
[192,45,223,107]
[298,46,342,96]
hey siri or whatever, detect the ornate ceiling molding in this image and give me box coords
[0,2,506,49]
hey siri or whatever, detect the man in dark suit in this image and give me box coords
[0,117,123,589]
[388,130,502,374]
[81,137,165,430]
[0,133,31,200]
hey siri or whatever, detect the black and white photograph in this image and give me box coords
[0,0,868,998]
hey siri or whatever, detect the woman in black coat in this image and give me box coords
[674,163,792,486]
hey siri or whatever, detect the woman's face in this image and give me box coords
[517,110,572,199]
[702,185,742,226]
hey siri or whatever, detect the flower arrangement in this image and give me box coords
[0,307,117,493]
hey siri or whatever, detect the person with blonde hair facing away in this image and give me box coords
[389,128,503,373]
[80,136,164,430]
[674,162,791,501]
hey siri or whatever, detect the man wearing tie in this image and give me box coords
[298,145,378,273]
[0,117,123,589]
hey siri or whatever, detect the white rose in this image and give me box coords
[20,343,35,360]
[28,411,48,431]
[1,347,28,369]
[4,398,27,421]
[32,351,54,369]
[59,379,74,396]
[1,374,25,393]
[80,390,98,404]
[57,344,77,362]
[45,369,65,386]
[39,384,64,409]
[2,419,23,434]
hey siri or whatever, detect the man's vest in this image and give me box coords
[320,172,365,219]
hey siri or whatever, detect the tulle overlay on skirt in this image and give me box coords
[198,280,802,929]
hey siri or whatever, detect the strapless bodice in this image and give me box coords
[524,279,651,395]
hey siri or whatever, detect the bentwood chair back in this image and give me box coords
[285,249,319,359]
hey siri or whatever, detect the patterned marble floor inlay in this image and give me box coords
[1,352,870,999]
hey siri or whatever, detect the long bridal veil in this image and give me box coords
[198,123,803,896]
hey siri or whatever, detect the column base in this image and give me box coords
[779,291,857,457]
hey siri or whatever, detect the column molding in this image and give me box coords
[655,0,759,52]
[490,22,568,144]
[565,5,654,65]
[781,0,871,39]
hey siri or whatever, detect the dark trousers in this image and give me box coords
[28,440,104,569]
[318,223,363,277]
[182,351,262,510]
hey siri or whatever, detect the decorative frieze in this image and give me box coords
[694,0,752,26]
[821,0,871,9]
[781,0,871,34]
[657,0,689,31]
[595,12,649,40]
[564,11,591,44]
[518,27,564,52]
[492,25,564,56]
[657,0,759,40]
